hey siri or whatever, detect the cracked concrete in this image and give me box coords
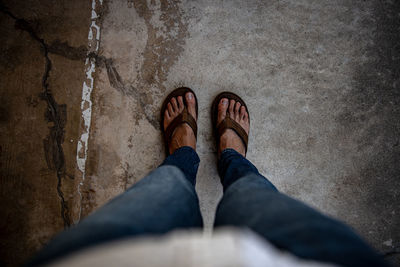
[3,8,73,227]
[0,0,91,265]
[0,0,399,266]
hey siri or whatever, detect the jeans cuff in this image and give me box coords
[161,146,200,185]
[218,148,260,190]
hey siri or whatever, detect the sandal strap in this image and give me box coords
[165,108,197,142]
[217,116,248,152]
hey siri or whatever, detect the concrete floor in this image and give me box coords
[0,0,399,266]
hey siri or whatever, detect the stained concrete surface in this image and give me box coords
[0,0,399,266]
[0,0,92,265]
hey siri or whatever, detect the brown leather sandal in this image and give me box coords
[160,87,198,156]
[211,91,250,155]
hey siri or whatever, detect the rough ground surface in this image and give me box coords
[0,0,399,266]
[0,0,91,265]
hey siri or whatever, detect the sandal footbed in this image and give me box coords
[160,87,198,156]
[211,91,250,154]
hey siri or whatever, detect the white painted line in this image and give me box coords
[76,0,103,222]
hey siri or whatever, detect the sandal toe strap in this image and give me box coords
[217,117,248,151]
[165,108,197,142]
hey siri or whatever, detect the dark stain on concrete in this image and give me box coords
[48,39,88,61]
[0,44,24,71]
[0,145,33,266]
[337,1,400,127]
[1,0,92,264]
[0,106,9,123]
[0,4,71,227]
[26,94,40,107]
[335,0,400,262]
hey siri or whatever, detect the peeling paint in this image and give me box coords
[75,0,102,222]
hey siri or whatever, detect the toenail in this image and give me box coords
[187,93,193,99]
[222,99,228,105]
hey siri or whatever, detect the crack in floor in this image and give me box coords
[2,5,160,130]
[0,3,158,228]
[95,55,159,129]
[0,4,71,227]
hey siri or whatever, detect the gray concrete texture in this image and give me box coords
[0,0,399,266]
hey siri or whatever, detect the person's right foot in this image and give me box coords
[217,98,249,157]
[163,92,197,155]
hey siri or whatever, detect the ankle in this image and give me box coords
[169,124,196,154]
[162,146,200,185]
[217,148,258,189]
[219,131,246,157]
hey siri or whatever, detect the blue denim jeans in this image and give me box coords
[30,147,388,267]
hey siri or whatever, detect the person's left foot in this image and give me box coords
[163,92,197,155]
[217,98,249,157]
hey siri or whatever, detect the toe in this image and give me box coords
[165,109,171,120]
[242,110,249,131]
[235,102,241,121]
[167,102,174,116]
[163,109,171,130]
[171,97,179,112]
[240,106,246,120]
[217,98,229,124]
[177,96,184,112]
[186,92,197,120]
[228,99,235,118]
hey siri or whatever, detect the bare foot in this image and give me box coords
[217,98,249,157]
[163,92,197,154]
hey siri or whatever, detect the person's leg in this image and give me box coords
[213,97,388,267]
[30,147,202,265]
[30,91,201,265]
[215,149,387,267]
